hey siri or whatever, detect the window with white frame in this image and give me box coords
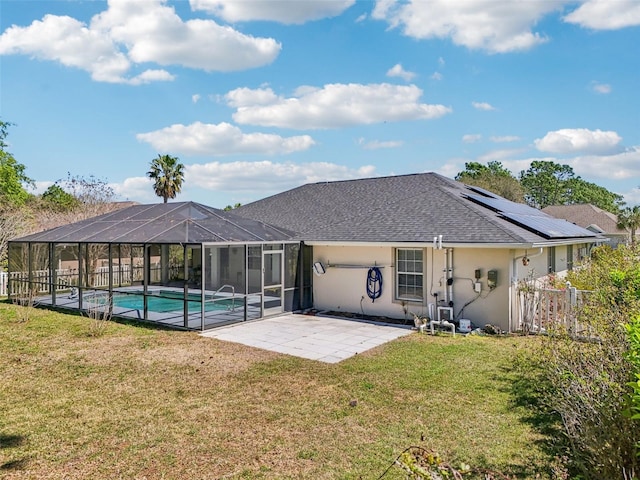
[396,248,424,301]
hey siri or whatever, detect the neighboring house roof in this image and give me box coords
[541,204,627,236]
[235,173,601,246]
[13,202,295,244]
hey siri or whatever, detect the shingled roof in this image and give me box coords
[234,173,601,246]
[541,204,627,235]
[15,202,295,244]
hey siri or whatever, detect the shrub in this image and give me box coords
[531,244,640,479]
[625,315,640,449]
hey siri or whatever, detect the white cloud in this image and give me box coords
[386,63,416,81]
[498,147,640,184]
[110,176,156,203]
[93,0,281,72]
[358,138,403,150]
[472,101,496,111]
[0,0,281,83]
[490,135,520,143]
[190,0,355,24]
[591,82,612,94]
[185,160,377,192]
[28,180,54,195]
[478,148,528,163]
[443,145,640,204]
[534,128,622,154]
[567,147,640,181]
[564,0,640,29]
[192,94,201,103]
[355,13,368,23]
[225,87,280,107]
[430,72,443,81]
[0,14,133,83]
[226,83,452,129]
[128,69,175,85]
[463,134,482,143]
[372,0,561,53]
[137,122,315,156]
[621,186,640,206]
[436,161,464,179]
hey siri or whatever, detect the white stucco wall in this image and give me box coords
[448,247,513,331]
[311,244,582,333]
[312,246,407,320]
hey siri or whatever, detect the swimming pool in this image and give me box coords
[111,290,237,313]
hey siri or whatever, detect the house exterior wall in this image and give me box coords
[312,245,518,331]
[312,241,600,332]
[312,245,407,320]
[449,247,513,331]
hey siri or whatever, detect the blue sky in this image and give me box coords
[1,0,639,209]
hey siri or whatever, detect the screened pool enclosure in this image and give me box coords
[8,202,312,330]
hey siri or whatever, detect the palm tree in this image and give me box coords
[147,154,184,203]
[617,205,640,247]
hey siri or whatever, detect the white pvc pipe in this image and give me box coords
[447,248,454,309]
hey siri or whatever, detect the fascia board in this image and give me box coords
[304,240,603,249]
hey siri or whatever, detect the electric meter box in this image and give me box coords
[488,270,498,289]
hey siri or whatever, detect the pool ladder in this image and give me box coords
[214,284,236,311]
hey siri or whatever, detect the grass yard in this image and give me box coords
[0,302,554,479]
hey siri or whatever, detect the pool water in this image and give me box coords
[113,291,236,313]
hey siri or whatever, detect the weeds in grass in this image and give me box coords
[84,294,113,337]
[379,445,512,480]
[11,289,36,323]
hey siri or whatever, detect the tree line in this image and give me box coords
[455,160,625,212]
[455,160,640,242]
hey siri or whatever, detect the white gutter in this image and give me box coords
[303,240,587,249]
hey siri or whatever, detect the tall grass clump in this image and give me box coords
[11,288,36,323]
[526,244,640,479]
[84,292,113,337]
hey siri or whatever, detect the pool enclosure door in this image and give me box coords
[263,249,283,316]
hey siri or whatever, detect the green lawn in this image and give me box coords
[0,302,554,479]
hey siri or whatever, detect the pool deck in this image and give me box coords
[34,289,263,330]
[201,313,413,363]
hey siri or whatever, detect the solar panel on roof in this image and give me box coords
[465,193,596,239]
[465,186,499,198]
[501,212,596,239]
[466,194,540,216]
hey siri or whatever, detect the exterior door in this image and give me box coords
[263,250,283,316]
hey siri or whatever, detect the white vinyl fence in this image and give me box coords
[0,271,7,297]
[517,284,591,338]
[3,265,155,296]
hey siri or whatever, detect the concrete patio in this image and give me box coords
[201,313,413,363]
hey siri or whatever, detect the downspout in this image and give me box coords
[442,250,448,306]
[447,248,454,309]
[509,247,543,333]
